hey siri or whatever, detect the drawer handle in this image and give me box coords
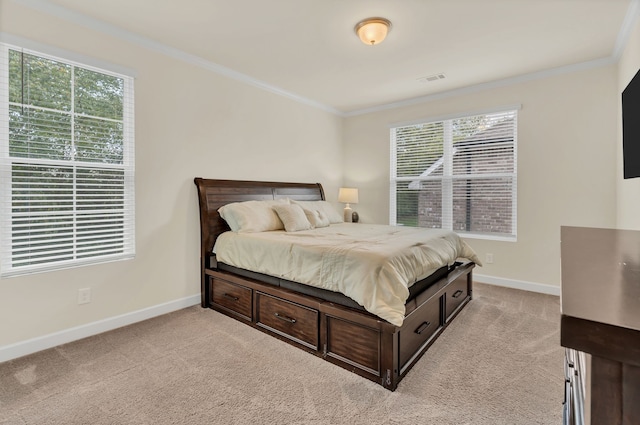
[415,321,432,335]
[274,312,296,324]
[452,289,464,299]
[223,293,239,301]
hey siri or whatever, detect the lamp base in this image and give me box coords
[343,205,353,222]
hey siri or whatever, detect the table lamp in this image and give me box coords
[338,188,359,222]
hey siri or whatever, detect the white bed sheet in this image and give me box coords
[213,223,481,326]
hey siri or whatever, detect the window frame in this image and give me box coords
[0,42,135,278]
[389,106,519,241]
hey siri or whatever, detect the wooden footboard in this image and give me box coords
[205,261,474,391]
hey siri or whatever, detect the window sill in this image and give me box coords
[458,232,516,242]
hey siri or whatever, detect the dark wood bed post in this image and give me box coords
[194,178,210,307]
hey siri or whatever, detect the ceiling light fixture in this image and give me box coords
[354,17,391,46]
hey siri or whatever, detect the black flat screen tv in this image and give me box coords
[623,68,640,179]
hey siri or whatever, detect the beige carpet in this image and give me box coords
[0,283,563,424]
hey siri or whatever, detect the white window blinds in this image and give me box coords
[0,44,135,277]
[390,109,517,239]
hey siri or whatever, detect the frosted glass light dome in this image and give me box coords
[354,18,391,45]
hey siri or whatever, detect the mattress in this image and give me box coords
[213,223,481,326]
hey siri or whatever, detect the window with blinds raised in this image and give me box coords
[390,109,517,239]
[0,44,135,277]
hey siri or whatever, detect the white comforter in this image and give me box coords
[213,223,481,327]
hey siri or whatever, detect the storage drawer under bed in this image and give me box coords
[445,274,470,322]
[210,277,253,321]
[255,292,319,350]
[398,294,442,372]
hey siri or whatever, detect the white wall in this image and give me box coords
[617,13,640,230]
[0,1,343,349]
[343,65,619,289]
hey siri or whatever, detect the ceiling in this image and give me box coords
[35,0,635,114]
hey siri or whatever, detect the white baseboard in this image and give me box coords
[473,273,561,296]
[0,275,558,363]
[0,295,201,363]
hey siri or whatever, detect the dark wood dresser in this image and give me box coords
[560,226,640,425]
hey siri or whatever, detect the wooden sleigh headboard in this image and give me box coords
[193,178,325,306]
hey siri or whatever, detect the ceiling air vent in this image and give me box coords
[417,73,446,83]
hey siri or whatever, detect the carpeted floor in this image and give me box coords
[0,283,563,424]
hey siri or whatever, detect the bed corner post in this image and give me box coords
[194,177,210,308]
[316,183,325,201]
[200,256,208,308]
[380,330,398,391]
[468,267,474,300]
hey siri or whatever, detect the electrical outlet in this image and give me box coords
[78,288,91,305]
[486,253,494,264]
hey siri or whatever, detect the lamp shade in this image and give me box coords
[338,188,359,204]
[354,18,391,45]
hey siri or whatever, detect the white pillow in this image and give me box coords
[291,200,343,224]
[304,208,330,229]
[218,199,288,233]
[272,204,312,232]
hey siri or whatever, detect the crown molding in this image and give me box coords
[0,32,137,77]
[344,56,616,117]
[11,0,343,116]
[613,0,640,60]
[11,0,640,118]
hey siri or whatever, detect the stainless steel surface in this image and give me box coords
[560,226,640,332]
[573,350,586,425]
[564,348,586,425]
[563,350,573,425]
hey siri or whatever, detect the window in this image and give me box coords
[0,44,135,277]
[390,108,517,240]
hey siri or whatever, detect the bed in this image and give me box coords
[194,178,478,391]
